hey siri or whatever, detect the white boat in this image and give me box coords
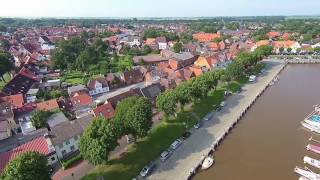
[304,156,320,169]
[299,176,310,180]
[294,167,320,180]
[305,120,320,128]
[301,121,320,134]
[201,156,214,170]
[299,176,311,180]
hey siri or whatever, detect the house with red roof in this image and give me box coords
[272,41,301,54]
[0,94,24,109]
[36,99,59,112]
[71,93,93,119]
[193,32,221,42]
[87,77,110,96]
[194,56,219,71]
[251,40,270,51]
[90,103,115,120]
[267,31,281,39]
[0,136,58,172]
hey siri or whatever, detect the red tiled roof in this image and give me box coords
[272,41,297,48]
[36,99,59,111]
[92,103,115,119]
[267,31,281,38]
[0,94,24,108]
[71,93,93,106]
[146,38,156,45]
[193,32,221,42]
[256,40,270,47]
[0,137,50,172]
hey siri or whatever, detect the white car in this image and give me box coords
[160,149,172,161]
[170,139,183,150]
[249,75,256,82]
[220,101,226,107]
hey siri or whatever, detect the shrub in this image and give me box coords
[61,154,83,170]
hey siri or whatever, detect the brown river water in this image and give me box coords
[194,64,320,180]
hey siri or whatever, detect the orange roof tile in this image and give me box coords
[36,99,59,111]
[0,94,24,108]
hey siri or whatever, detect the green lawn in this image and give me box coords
[62,71,87,85]
[65,77,85,85]
[0,73,12,90]
[82,77,249,180]
[83,115,191,180]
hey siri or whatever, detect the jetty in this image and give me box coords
[147,59,286,180]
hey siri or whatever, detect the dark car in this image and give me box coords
[182,131,191,139]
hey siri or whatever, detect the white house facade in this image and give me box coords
[88,80,109,96]
[158,42,167,50]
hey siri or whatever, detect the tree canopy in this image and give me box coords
[0,50,14,82]
[30,110,53,129]
[115,96,153,138]
[1,152,50,180]
[79,117,121,165]
[173,42,183,53]
[143,28,178,41]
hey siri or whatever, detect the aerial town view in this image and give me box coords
[1,0,320,180]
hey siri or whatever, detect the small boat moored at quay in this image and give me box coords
[201,156,214,170]
[307,144,320,155]
[299,176,310,180]
[304,156,320,169]
[301,121,320,134]
[294,166,320,180]
[305,119,320,128]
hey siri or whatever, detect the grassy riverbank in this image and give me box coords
[82,77,248,180]
[0,73,12,90]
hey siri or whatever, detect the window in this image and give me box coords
[70,145,75,151]
[51,157,55,161]
[65,140,70,145]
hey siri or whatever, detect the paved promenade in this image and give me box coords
[148,60,285,180]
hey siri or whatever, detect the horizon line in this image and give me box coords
[1,14,320,20]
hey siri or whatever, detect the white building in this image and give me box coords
[158,42,168,50]
[87,78,110,96]
[48,115,92,160]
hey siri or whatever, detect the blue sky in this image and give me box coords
[0,0,320,18]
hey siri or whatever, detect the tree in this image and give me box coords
[224,61,245,81]
[2,152,50,180]
[79,117,121,165]
[156,90,178,117]
[30,110,52,129]
[52,37,86,70]
[115,97,153,138]
[226,22,240,30]
[287,47,292,53]
[0,39,10,50]
[117,55,134,72]
[279,47,285,54]
[0,24,7,32]
[0,51,14,82]
[314,47,320,53]
[173,42,183,53]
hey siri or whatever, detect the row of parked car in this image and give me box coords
[139,131,192,178]
[139,95,233,178]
